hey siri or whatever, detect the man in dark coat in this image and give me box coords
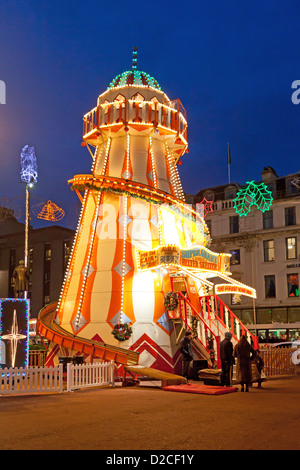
[234,335,257,392]
[180,331,194,381]
[220,331,234,387]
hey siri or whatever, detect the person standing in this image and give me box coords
[234,335,257,392]
[252,349,265,388]
[220,331,234,387]
[180,331,194,381]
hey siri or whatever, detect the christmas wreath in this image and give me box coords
[111,323,132,341]
[164,291,179,311]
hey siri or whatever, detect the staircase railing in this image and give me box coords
[168,292,221,368]
[199,295,259,349]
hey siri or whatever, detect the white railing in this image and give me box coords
[66,361,115,392]
[0,365,63,396]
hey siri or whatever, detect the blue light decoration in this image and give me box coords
[20,145,38,184]
[0,299,30,368]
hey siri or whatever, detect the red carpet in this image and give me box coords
[163,383,237,395]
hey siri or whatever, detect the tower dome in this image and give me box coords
[107,47,161,91]
[107,69,161,91]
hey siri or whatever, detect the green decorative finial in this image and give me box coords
[132,47,137,71]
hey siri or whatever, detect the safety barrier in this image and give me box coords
[66,361,115,392]
[0,365,63,395]
[1,361,115,396]
[83,98,187,141]
[260,347,298,376]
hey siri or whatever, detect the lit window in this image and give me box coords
[263,240,275,262]
[286,237,297,259]
[287,273,299,298]
[230,249,240,265]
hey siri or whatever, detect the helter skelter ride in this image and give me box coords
[37,50,258,378]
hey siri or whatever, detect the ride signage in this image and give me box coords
[137,245,231,275]
[215,283,256,298]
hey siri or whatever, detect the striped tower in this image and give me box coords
[48,51,212,372]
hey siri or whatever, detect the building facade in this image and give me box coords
[187,167,300,343]
[0,210,74,319]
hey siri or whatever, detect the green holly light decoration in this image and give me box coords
[233,181,273,217]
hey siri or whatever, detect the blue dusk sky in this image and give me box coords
[0,0,299,228]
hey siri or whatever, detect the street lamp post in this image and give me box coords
[20,145,38,299]
[24,183,30,268]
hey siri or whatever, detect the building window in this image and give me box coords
[230,249,240,265]
[231,293,242,305]
[225,186,237,200]
[265,275,276,298]
[28,247,33,298]
[288,307,300,323]
[44,243,51,305]
[287,178,300,195]
[287,273,299,298]
[229,216,239,234]
[263,210,273,229]
[285,206,296,226]
[8,248,16,297]
[286,237,297,259]
[257,308,272,324]
[64,240,72,272]
[263,240,275,262]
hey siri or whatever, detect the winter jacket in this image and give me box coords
[180,337,194,361]
[234,337,257,384]
[220,337,234,364]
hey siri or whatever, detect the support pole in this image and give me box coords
[24,183,30,299]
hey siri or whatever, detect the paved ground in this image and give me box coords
[0,375,299,451]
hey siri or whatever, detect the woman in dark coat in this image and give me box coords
[234,335,257,392]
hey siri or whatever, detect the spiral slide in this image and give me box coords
[36,303,187,386]
[36,302,140,366]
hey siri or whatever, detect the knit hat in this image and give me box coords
[225,332,232,339]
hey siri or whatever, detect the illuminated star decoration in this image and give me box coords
[2,309,27,367]
[199,198,214,217]
[20,145,38,184]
